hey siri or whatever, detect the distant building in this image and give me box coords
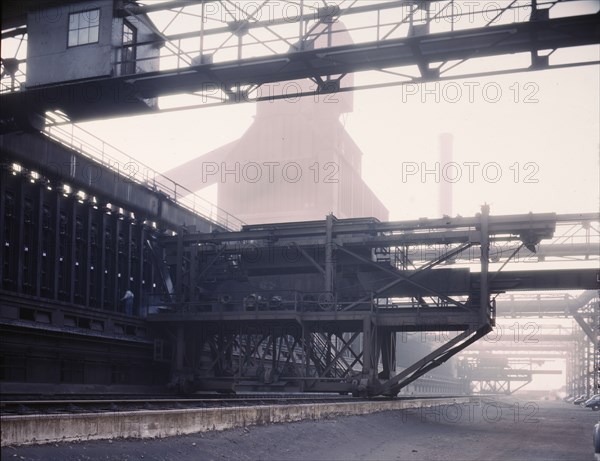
[165,22,388,224]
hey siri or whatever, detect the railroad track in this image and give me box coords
[0,393,357,415]
[0,394,467,416]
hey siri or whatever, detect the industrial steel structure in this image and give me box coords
[1,0,599,396]
[2,0,599,123]
[460,291,599,395]
[146,210,598,395]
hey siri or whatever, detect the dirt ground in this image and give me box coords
[2,397,598,461]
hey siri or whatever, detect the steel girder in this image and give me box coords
[1,1,599,120]
[147,207,598,395]
[566,327,598,398]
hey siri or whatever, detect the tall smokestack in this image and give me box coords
[439,133,453,217]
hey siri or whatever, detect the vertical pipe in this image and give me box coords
[594,298,599,393]
[176,226,184,304]
[113,217,121,310]
[126,218,133,292]
[200,2,205,57]
[299,0,304,47]
[439,133,453,217]
[189,242,197,303]
[362,316,373,378]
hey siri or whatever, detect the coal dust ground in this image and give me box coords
[2,397,598,461]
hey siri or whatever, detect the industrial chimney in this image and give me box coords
[439,133,453,217]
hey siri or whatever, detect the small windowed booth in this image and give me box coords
[23,0,163,118]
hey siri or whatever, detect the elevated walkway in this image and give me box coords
[0,113,243,231]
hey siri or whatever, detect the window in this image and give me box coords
[121,21,137,75]
[123,21,135,46]
[68,9,100,47]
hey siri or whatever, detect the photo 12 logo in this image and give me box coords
[400,81,540,104]
[401,162,540,184]
[402,400,540,424]
[401,321,540,345]
[200,161,340,184]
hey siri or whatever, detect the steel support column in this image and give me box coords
[362,316,376,385]
[480,204,490,325]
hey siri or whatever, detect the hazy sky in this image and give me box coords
[70,0,599,222]
[80,61,599,221]
[2,0,596,221]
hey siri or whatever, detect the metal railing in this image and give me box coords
[43,111,244,231]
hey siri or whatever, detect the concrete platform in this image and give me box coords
[1,397,473,446]
[2,398,597,461]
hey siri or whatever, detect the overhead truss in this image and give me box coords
[1,0,599,120]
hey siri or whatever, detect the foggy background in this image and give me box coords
[44,1,600,394]
[79,65,599,221]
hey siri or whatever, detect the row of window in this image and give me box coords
[67,9,136,58]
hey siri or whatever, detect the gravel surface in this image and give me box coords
[2,397,598,461]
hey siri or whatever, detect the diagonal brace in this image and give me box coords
[339,244,470,310]
[383,324,492,396]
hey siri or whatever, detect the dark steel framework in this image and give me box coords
[1,128,597,396]
[0,115,243,392]
[0,160,173,390]
[460,291,599,395]
[566,293,599,398]
[568,328,597,398]
[148,210,598,396]
[458,355,563,395]
[0,0,598,395]
[0,163,158,312]
[1,0,599,121]
[0,122,236,391]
